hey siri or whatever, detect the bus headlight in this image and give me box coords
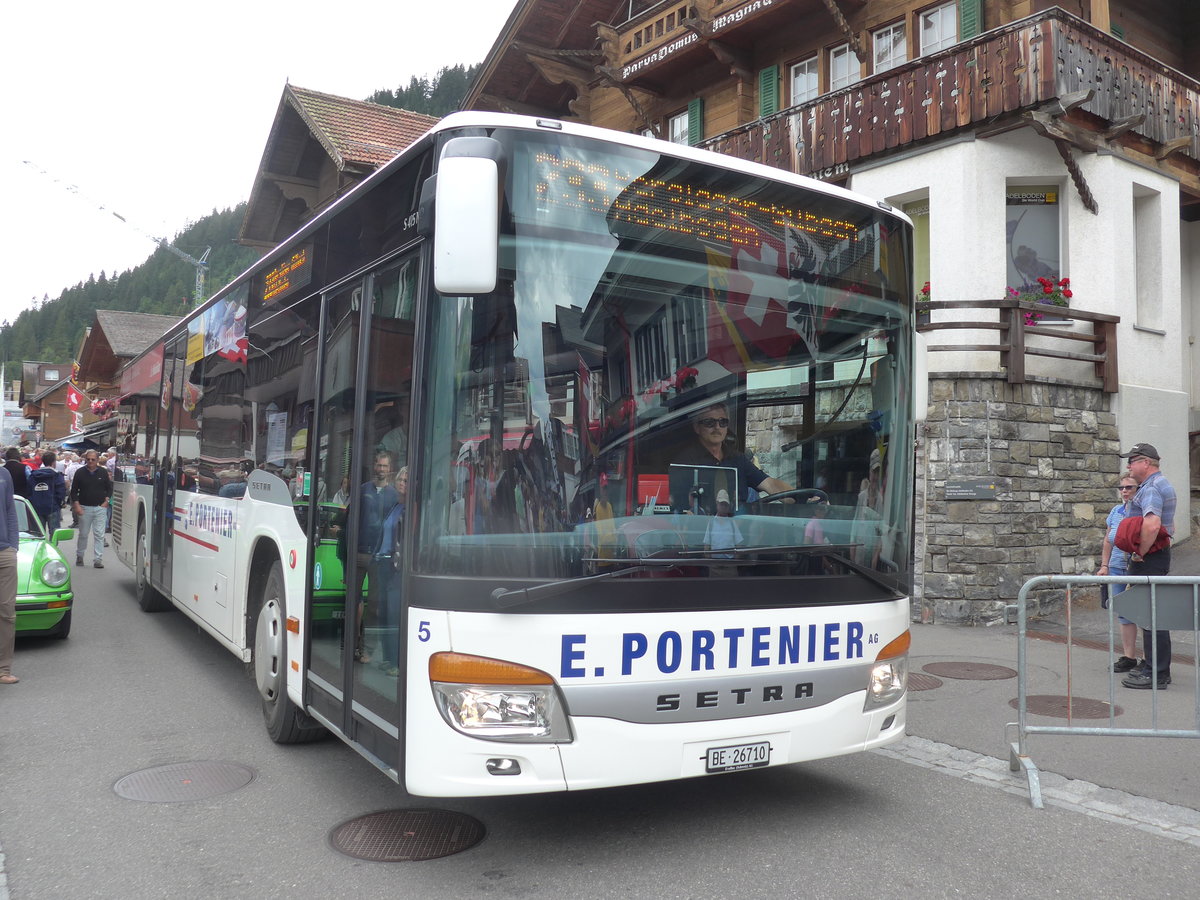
[864,630,910,710]
[429,652,572,743]
[41,558,69,588]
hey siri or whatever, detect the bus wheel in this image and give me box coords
[135,520,170,612]
[253,561,324,744]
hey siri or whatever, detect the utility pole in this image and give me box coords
[22,160,211,306]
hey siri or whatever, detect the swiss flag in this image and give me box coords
[65,382,84,412]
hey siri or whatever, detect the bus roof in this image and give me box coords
[123,111,910,371]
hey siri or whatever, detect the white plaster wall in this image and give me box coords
[851,129,1183,389]
[1184,221,1200,429]
[851,128,1191,538]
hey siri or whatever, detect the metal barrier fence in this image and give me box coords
[1007,574,1200,808]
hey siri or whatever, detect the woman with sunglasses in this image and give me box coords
[673,402,795,510]
[1099,471,1140,672]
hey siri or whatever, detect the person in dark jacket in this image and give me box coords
[3,448,29,500]
[28,451,67,532]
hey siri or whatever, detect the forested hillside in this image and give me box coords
[366,64,479,116]
[0,205,257,370]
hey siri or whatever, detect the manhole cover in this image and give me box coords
[114,761,256,803]
[330,809,486,861]
[908,672,943,691]
[1009,695,1123,719]
[923,662,1017,681]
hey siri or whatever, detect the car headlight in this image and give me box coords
[429,652,571,743]
[864,630,909,710]
[41,558,69,588]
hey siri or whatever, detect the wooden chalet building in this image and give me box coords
[239,85,438,252]
[76,311,181,450]
[467,1,1200,622]
[19,362,74,446]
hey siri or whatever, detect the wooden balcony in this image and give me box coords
[917,299,1120,393]
[608,0,823,86]
[700,7,1200,188]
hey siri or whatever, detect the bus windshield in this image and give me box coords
[418,128,914,605]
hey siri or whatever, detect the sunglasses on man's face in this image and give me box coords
[698,418,729,429]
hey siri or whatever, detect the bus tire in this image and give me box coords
[135,519,171,612]
[253,560,325,744]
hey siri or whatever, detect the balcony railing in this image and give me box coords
[701,7,1200,177]
[917,299,1119,393]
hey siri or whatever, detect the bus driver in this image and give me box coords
[672,401,795,510]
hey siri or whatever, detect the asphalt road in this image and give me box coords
[2,547,1197,899]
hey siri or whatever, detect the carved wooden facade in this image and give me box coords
[467,1,1200,211]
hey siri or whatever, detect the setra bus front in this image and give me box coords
[402,118,914,795]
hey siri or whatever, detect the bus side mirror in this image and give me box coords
[913,330,929,423]
[433,137,502,295]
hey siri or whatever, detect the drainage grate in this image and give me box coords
[114,761,256,803]
[923,661,1017,681]
[330,809,486,861]
[1008,695,1123,719]
[908,672,943,691]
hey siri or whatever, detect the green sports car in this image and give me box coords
[14,495,74,639]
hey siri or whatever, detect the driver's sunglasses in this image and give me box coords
[698,417,730,429]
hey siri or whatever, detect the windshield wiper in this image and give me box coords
[491,556,776,609]
[491,563,663,609]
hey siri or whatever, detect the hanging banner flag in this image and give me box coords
[72,412,83,431]
[65,382,84,412]
[71,361,80,382]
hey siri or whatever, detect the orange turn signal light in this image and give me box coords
[286,616,300,634]
[429,652,554,686]
[875,629,911,661]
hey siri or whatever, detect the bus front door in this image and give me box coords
[308,257,416,765]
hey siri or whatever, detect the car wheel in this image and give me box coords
[49,609,72,639]
[253,560,324,744]
[135,520,170,613]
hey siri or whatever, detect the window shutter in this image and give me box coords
[687,97,704,145]
[959,0,982,40]
[759,65,779,117]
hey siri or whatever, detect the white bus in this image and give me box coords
[112,113,917,796]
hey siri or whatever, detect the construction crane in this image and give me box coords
[22,159,211,306]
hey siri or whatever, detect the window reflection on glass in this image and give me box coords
[418,131,915,597]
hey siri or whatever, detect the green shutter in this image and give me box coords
[959,0,982,40]
[1111,24,1126,41]
[687,97,704,146]
[759,65,780,117]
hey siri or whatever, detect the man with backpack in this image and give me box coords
[28,451,66,533]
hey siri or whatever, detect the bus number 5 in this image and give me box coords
[418,621,431,642]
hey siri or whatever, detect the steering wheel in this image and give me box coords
[746,488,829,507]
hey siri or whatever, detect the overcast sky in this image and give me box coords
[0,0,518,325]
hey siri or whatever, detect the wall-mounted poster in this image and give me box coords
[1005,186,1061,296]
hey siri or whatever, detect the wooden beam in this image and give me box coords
[820,0,866,65]
[1090,0,1111,34]
[1155,136,1192,161]
[1054,139,1099,214]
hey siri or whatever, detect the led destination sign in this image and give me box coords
[263,244,314,304]
[532,151,859,245]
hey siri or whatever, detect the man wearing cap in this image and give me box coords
[1117,442,1177,689]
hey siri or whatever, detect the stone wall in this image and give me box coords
[915,373,1119,625]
